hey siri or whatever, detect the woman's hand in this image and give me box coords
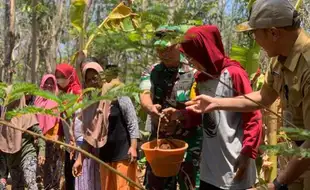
[159,108,181,135]
[72,158,83,177]
[185,95,219,114]
[128,147,137,163]
[38,156,46,166]
[247,183,275,190]
[234,154,250,181]
[162,107,180,121]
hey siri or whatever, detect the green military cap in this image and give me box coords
[154,25,193,48]
[154,25,193,64]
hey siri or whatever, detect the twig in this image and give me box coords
[180,167,195,190]
[0,119,144,190]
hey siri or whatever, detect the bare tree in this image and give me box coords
[44,0,65,73]
[31,0,38,83]
[3,0,15,83]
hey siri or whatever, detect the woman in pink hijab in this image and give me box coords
[34,74,62,190]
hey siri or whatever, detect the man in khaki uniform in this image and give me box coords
[183,0,310,189]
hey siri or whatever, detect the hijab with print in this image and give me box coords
[180,25,243,82]
[56,63,81,95]
[81,62,110,148]
[0,96,38,153]
[34,74,60,134]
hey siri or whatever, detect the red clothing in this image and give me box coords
[55,63,82,137]
[226,65,262,159]
[180,25,243,82]
[56,63,81,95]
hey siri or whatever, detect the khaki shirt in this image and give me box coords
[265,30,310,129]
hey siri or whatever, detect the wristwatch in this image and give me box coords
[273,178,288,190]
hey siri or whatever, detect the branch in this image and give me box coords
[0,119,144,190]
[295,0,303,10]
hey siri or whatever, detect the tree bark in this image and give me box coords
[23,43,32,82]
[46,0,64,73]
[31,0,38,83]
[265,99,281,182]
[95,0,101,26]
[3,0,15,83]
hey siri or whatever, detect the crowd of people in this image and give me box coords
[0,0,310,189]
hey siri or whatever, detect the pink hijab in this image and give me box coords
[34,74,59,134]
[81,63,110,148]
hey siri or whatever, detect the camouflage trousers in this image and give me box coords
[0,152,8,180]
[38,142,62,190]
[5,153,38,190]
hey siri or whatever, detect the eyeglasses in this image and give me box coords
[247,30,256,40]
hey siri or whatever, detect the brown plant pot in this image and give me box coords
[141,139,188,177]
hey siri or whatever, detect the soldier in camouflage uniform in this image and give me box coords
[140,25,202,190]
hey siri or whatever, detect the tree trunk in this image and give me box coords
[46,0,64,73]
[23,43,32,82]
[3,0,15,83]
[31,0,38,83]
[95,0,101,26]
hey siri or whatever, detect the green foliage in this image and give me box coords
[0,82,141,121]
[7,106,56,119]
[20,2,49,14]
[230,43,260,76]
[262,143,310,158]
[261,127,310,159]
[281,127,310,141]
[70,0,87,32]
[138,156,147,167]
[139,4,169,29]
[251,73,264,91]
[83,2,139,51]
[3,83,37,106]
[247,0,256,11]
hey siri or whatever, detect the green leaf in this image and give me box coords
[281,127,310,140]
[31,90,62,105]
[251,74,264,91]
[84,2,139,50]
[122,17,136,32]
[70,0,86,32]
[188,20,203,26]
[6,106,56,120]
[128,32,141,42]
[4,83,38,106]
[261,144,310,158]
[230,43,260,76]
[138,156,147,165]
